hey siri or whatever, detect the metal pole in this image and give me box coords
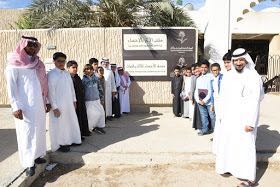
[228,0,231,50]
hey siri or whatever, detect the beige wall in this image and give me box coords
[268,34,280,80]
[269,34,280,55]
[0,9,25,30]
[0,28,178,105]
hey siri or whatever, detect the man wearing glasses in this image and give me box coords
[47,52,81,153]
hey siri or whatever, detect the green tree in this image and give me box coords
[16,0,96,29]
[16,0,195,29]
[143,2,195,26]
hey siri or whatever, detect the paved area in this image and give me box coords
[31,163,280,187]
[0,94,280,186]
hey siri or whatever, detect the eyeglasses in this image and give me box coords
[27,42,38,48]
[56,60,66,64]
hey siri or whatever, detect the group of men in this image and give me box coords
[5,35,264,186]
[172,48,264,186]
[5,36,131,177]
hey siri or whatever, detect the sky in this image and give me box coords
[0,0,280,11]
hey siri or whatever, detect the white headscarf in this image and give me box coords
[231,48,256,71]
[100,57,109,64]
[232,48,264,101]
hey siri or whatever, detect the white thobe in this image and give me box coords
[182,76,192,118]
[212,74,222,155]
[103,68,117,117]
[86,99,105,130]
[5,67,46,168]
[215,68,263,181]
[47,68,81,151]
[119,75,131,113]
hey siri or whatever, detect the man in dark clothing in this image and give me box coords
[67,60,91,138]
[111,63,121,118]
[171,66,183,117]
[191,63,203,130]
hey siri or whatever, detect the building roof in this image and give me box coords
[187,7,280,35]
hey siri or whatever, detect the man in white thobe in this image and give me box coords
[215,48,264,186]
[48,52,81,152]
[5,36,49,176]
[118,67,131,114]
[212,51,232,155]
[101,58,117,120]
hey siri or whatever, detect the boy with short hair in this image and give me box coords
[181,66,192,118]
[67,60,91,138]
[171,66,184,117]
[210,63,223,154]
[223,50,232,71]
[89,58,99,75]
[194,60,215,135]
[97,66,106,111]
[82,64,106,134]
[48,52,82,152]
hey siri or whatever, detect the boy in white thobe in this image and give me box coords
[181,66,192,118]
[210,63,223,155]
[48,52,81,153]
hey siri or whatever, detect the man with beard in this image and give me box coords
[215,48,264,187]
[5,36,49,176]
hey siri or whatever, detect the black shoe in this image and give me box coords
[58,145,70,152]
[98,128,106,134]
[83,132,91,136]
[26,165,36,177]
[81,136,85,141]
[71,143,82,146]
[114,115,121,118]
[106,116,113,121]
[208,129,214,133]
[94,127,106,134]
[35,157,46,164]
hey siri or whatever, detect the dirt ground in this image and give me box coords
[31,163,280,187]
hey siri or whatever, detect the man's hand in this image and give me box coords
[13,110,23,120]
[73,102,77,109]
[171,94,175,98]
[53,109,61,118]
[245,125,254,132]
[210,105,215,112]
[45,104,51,113]
[199,100,205,105]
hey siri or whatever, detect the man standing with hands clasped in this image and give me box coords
[215,48,264,187]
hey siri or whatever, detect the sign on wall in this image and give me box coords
[122,28,197,81]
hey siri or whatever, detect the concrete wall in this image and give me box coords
[269,34,280,55]
[0,28,173,105]
[268,34,280,79]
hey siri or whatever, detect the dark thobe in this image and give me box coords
[192,102,203,130]
[171,75,183,117]
[99,76,106,111]
[112,72,121,118]
[71,74,91,136]
[190,75,203,130]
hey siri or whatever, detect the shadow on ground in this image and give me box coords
[0,129,17,162]
[256,124,280,183]
[32,111,162,186]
